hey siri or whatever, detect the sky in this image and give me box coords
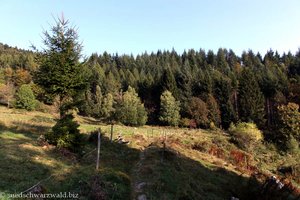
[1,0,300,57]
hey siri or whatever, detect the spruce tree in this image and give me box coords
[238,69,265,126]
[160,68,178,99]
[34,16,88,118]
[34,16,86,152]
[214,76,236,129]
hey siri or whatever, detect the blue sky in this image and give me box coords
[1,0,300,57]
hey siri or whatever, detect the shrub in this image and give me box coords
[229,122,263,151]
[15,84,38,111]
[45,114,84,153]
[276,103,300,147]
[179,118,197,129]
[179,118,190,128]
[230,149,252,169]
[286,136,299,154]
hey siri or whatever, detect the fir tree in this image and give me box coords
[238,69,265,126]
[34,16,88,117]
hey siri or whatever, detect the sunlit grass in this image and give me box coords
[0,105,299,199]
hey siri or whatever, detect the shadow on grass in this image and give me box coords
[0,122,291,200]
[132,143,263,200]
[0,122,53,196]
[0,120,51,140]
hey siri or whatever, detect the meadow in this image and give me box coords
[0,106,299,200]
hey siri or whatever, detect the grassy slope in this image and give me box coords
[0,106,299,200]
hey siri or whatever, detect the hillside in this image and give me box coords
[0,106,299,200]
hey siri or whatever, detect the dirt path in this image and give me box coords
[131,147,148,200]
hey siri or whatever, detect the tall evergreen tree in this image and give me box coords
[34,17,88,117]
[160,68,178,99]
[238,69,265,126]
[214,76,236,129]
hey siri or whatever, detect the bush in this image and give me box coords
[286,136,299,154]
[179,118,197,129]
[45,114,84,153]
[276,103,300,147]
[229,122,263,151]
[179,118,190,128]
[15,84,38,111]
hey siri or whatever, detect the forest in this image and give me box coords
[0,18,300,199]
[0,18,299,153]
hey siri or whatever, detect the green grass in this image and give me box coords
[0,106,299,199]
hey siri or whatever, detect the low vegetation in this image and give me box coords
[0,16,299,200]
[0,106,299,200]
[229,122,263,151]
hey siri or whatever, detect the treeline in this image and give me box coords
[81,49,299,127]
[0,42,300,146]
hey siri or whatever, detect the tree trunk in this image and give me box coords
[234,91,239,119]
[110,124,114,142]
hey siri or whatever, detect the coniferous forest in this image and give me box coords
[1,38,300,150]
[0,18,300,199]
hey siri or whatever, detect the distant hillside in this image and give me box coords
[0,42,37,70]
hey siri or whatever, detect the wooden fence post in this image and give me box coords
[110,124,114,142]
[96,128,101,170]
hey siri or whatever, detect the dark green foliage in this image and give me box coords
[34,17,88,117]
[84,85,102,118]
[3,35,300,151]
[15,84,37,111]
[45,114,84,153]
[160,68,179,99]
[238,69,265,127]
[214,76,236,129]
